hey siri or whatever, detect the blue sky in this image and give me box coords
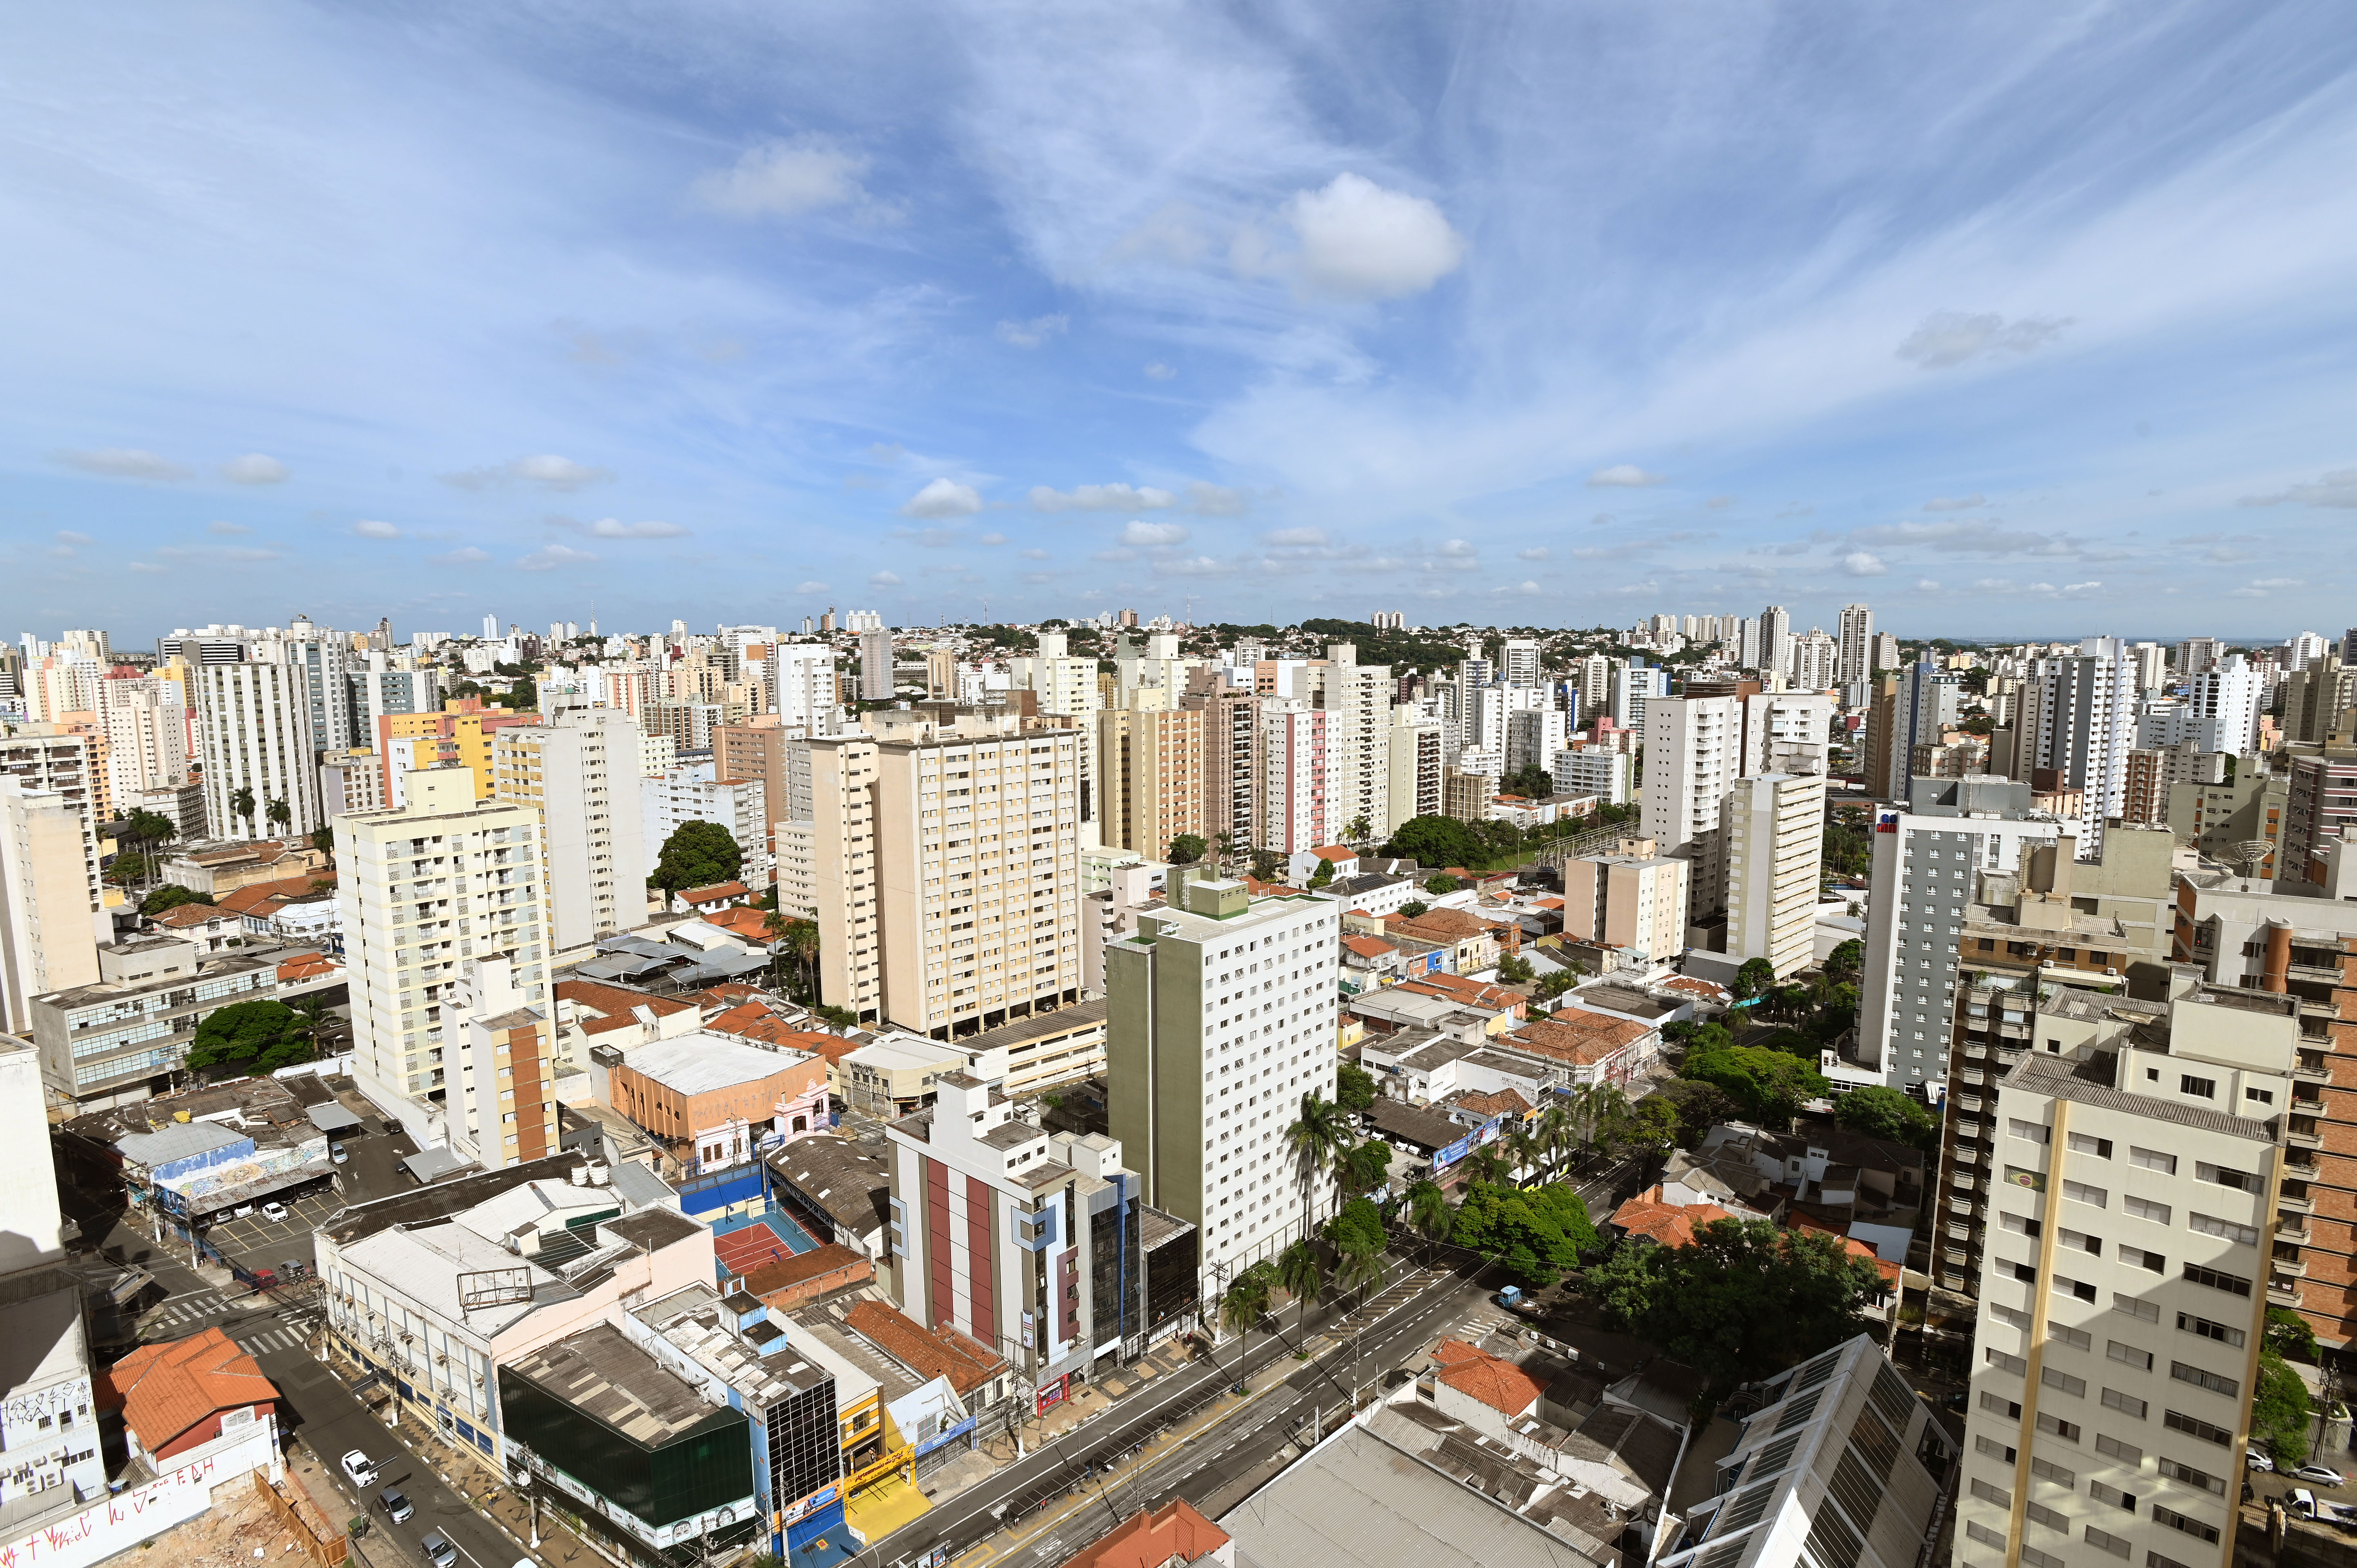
[6,1,2356,644]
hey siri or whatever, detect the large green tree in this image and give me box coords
[184,999,316,1075]
[1450,1180,1597,1287]
[1680,1047,1829,1125]
[652,820,745,895]
[1327,1195,1387,1257]
[1334,1061,1378,1114]
[1383,814,1489,871]
[1732,957,1777,1000]
[1833,1086,1939,1151]
[141,884,215,918]
[1166,833,1207,866]
[2252,1346,2312,1464]
[1581,1218,1885,1401]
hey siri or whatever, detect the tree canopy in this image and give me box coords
[1832,1086,1938,1151]
[141,884,214,917]
[1580,1218,1886,1402]
[652,820,744,895]
[1732,957,1777,1000]
[1450,1180,1598,1288]
[1327,1195,1387,1257]
[1679,1046,1829,1125]
[1335,1061,1377,1114]
[1166,834,1206,866]
[1384,814,1488,871]
[2253,1345,2312,1464]
[185,999,316,1075]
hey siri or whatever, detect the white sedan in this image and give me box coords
[340,1451,378,1485]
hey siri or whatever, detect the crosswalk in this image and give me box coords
[234,1326,308,1356]
[144,1291,231,1326]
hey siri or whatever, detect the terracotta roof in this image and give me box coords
[1429,1337,1543,1418]
[556,979,699,1029]
[1790,1213,1903,1286]
[701,906,774,941]
[1661,977,1732,1000]
[1309,845,1356,862]
[1504,1010,1650,1067]
[702,1001,859,1059]
[1396,973,1522,1012]
[1531,897,1565,910]
[276,953,338,983]
[1243,876,1306,895]
[149,904,229,928]
[1608,1187,1732,1248]
[1061,1501,1231,1568]
[1391,907,1507,942]
[736,1242,868,1297]
[216,873,335,915]
[679,881,751,904]
[101,1327,276,1454]
[1341,935,1398,959]
[1453,1088,1531,1119]
[843,1299,1010,1397]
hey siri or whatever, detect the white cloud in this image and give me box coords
[996,313,1069,348]
[2239,468,2357,508]
[220,453,289,485]
[1842,550,1887,576]
[128,561,168,575]
[1849,520,2084,555]
[517,544,598,570]
[1143,362,1175,381]
[434,546,492,565]
[689,135,885,221]
[1921,493,1986,512]
[1588,465,1664,488]
[901,478,983,518]
[352,519,401,539]
[56,447,190,482]
[1029,483,1175,512]
[1913,578,1942,592]
[1185,482,1249,516]
[1156,555,1235,577]
[208,520,251,535]
[1262,527,1327,547]
[1020,548,1050,561]
[1491,580,1544,596]
[1437,539,1477,557]
[796,580,829,593]
[585,517,689,539]
[443,455,613,492]
[1281,173,1466,301]
[1120,521,1190,547]
[1091,547,1137,562]
[1896,311,2073,369]
[870,570,903,587]
[1518,546,1550,560]
[978,532,1007,546]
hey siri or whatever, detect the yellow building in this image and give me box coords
[376,699,541,800]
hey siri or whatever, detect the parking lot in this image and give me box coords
[204,1186,343,1277]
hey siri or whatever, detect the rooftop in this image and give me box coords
[101,1327,276,1452]
[618,1029,814,1096]
[842,1300,1009,1397]
[765,1135,891,1235]
[506,1322,733,1448]
[962,997,1109,1050]
[1063,1501,1230,1568]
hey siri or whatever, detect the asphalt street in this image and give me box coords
[868,1256,1505,1567]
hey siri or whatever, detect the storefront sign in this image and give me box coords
[1035,1374,1069,1414]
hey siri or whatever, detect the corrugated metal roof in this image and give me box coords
[116,1121,246,1168]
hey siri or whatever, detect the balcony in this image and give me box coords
[2294,1061,2333,1083]
[2274,1256,2311,1279]
[2278,1218,2313,1244]
[2286,1123,2324,1150]
[2279,1190,2315,1215]
[2267,1281,2303,1308]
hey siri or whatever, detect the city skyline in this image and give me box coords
[7,5,2356,634]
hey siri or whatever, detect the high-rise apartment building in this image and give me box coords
[2183,654,2263,755]
[1386,706,1444,831]
[1106,872,1339,1295]
[1559,839,1687,969]
[2283,748,2357,884]
[1836,603,1874,684]
[795,710,1085,1036]
[2174,636,2222,677]
[1497,638,1541,687]
[1182,675,1258,854]
[1323,649,1393,842]
[337,766,557,1165]
[1789,630,1839,692]
[642,769,768,886]
[1741,691,1833,778]
[284,617,360,753]
[196,655,323,840]
[2279,658,2355,747]
[1758,604,1793,678]
[1641,696,1739,917]
[1257,700,1332,854]
[1724,773,1827,981]
[1549,746,1631,805]
[97,674,189,807]
[0,735,103,920]
[859,628,895,702]
[1014,631,1104,721]
[1872,632,1900,674]
[492,707,647,952]
[1955,979,2289,1568]
[0,778,104,1036]
[2018,636,2139,854]
[1095,705,1206,860]
[2131,639,2169,695]
[768,642,842,735]
[1575,655,1614,722]
[1856,777,2063,1096]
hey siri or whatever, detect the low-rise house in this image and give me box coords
[838,1035,1008,1118]
[1605,1188,1736,1248]
[1340,933,1412,989]
[1495,1008,1654,1091]
[1387,906,1518,974]
[675,880,753,915]
[1347,984,1515,1045]
[735,1244,873,1309]
[145,901,241,952]
[1698,1122,1925,1223]
[594,1029,828,1169]
[1325,871,1413,919]
[160,837,329,897]
[1287,844,1359,884]
[1063,1501,1233,1568]
[553,977,703,1054]
[100,1326,279,1468]
[1359,1029,1551,1112]
[766,1134,891,1258]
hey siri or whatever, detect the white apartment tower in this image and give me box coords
[492,706,648,952]
[1497,637,1541,687]
[1258,700,1333,854]
[2185,654,2263,756]
[1323,647,1392,841]
[196,654,323,840]
[769,643,844,736]
[1759,604,1793,678]
[98,675,189,806]
[859,627,894,702]
[1641,695,1740,917]
[1106,872,1341,1295]
[336,766,558,1165]
[1837,603,1875,685]
[1386,706,1443,832]
[1956,984,2292,1568]
[1741,691,1835,778]
[1724,773,1828,981]
[2020,635,2138,853]
[0,778,104,1035]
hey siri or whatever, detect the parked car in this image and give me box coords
[260,1201,290,1223]
[2292,1465,2348,1489]
[340,1451,379,1486]
[331,1143,348,1164]
[380,1488,412,1524]
[2289,1488,2319,1519]
[280,1259,307,1281]
[2249,1449,2277,1472]
[421,1532,458,1568]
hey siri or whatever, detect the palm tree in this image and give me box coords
[231,785,257,840]
[1340,1138,1392,1197]
[1504,1127,1545,1187]
[1584,1084,1632,1158]
[1536,1103,1574,1178]
[1463,1146,1508,1188]
[1219,1264,1272,1340]
[1213,830,1237,874]
[1334,1246,1388,1304]
[1405,1179,1454,1248]
[1287,1091,1354,1238]
[266,798,292,837]
[1277,1240,1325,1311]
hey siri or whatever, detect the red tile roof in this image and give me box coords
[1397,972,1522,1012]
[101,1327,277,1456]
[557,979,699,1033]
[149,904,230,928]
[736,1242,869,1297]
[843,1300,1010,1397]
[1504,1010,1650,1067]
[276,953,338,983]
[1453,1088,1531,1119]
[1341,935,1398,959]
[679,881,751,905]
[701,906,775,941]
[1429,1338,1543,1418]
[1062,1501,1231,1568]
[1608,1187,1732,1248]
[216,873,334,915]
[1309,845,1356,862]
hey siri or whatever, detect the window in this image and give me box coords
[2176,1312,2246,1348]
[2041,1367,2086,1396]
[2025,1501,2070,1532]
[2129,1147,2177,1174]
[2055,1275,2098,1302]
[2059,1227,2102,1256]
[2102,1387,2149,1418]
[2158,1458,2225,1495]
[2010,1117,2051,1143]
[2090,1479,2139,1512]
[2247,1086,2275,1105]
[2124,1247,2167,1273]
[1975,1435,2017,1462]
[2037,1412,2081,1441]
[2011,1261,2040,1284]
[2164,1409,2232,1446]
[2063,1179,2109,1208]
[1964,1522,2008,1551]
[2068,1132,2113,1158]
[2030,1455,2075,1486]
[2182,1263,2251,1297]
[2095,1433,2142,1464]
[2019,1549,2064,1568]
[2194,1161,2259,1193]
[2178,1075,2216,1099]
[2189,1212,2260,1246]
[2108,1341,2154,1371]
[2114,1293,2161,1323]
[2151,1505,2219,1545]
[2123,1195,2171,1224]
[1981,1391,2023,1418]
[2001,1212,2044,1238]
[1985,1348,2028,1376]
[2170,1362,2239,1398]
[1969,1479,2012,1507]
[2084,1526,2132,1560]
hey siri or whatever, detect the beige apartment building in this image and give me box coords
[1559,838,1688,971]
[0,777,105,1035]
[492,706,646,953]
[1723,772,1827,980]
[336,765,559,1168]
[1096,705,1205,861]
